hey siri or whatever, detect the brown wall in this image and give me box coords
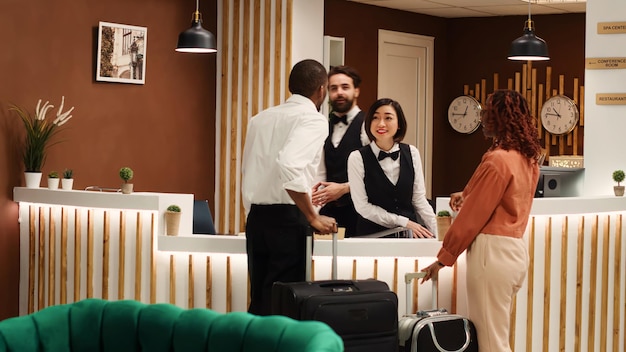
[0,0,217,320]
[325,0,585,196]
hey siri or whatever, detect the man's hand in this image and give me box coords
[406,221,434,239]
[311,181,349,206]
[311,215,338,234]
[449,192,464,212]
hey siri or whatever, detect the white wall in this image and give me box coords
[584,0,626,195]
[291,0,324,64]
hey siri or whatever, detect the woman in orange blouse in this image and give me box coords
[421,90,542,352]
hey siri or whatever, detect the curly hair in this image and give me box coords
[481,89,542,160]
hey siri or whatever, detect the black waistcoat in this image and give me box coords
[323,111,364,206]
[356,143,424,236]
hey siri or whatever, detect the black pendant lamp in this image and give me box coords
[176,0,217,53]
[508,0,549,61]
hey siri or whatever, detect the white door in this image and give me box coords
[378,30,434,198]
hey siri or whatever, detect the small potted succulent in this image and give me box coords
[436,210,452,241]
[165,204,182,236]
[47,171,60,190]
[119,167,134,194]
[613,170,625,196]
[61,168,74,190]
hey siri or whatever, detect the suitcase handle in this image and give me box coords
[426,318,473,352]
[404,272,437,314]
[306,232,338,281]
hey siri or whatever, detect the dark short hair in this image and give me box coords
[364,98,408,142]
[328,65,362,88]
[289,59,328,97]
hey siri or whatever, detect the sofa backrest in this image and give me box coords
[0,299,343,352]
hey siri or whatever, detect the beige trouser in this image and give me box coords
[466,233,528,352]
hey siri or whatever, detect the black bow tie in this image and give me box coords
[378,150,400,161]
[331,114,348,125]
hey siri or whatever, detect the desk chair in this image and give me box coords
[193,200,216,235]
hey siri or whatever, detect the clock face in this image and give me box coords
[540,95,579,135]
[448,96,482,134]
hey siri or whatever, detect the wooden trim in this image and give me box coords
[60,208,67,304]
[600,216,610,352]
[558,217,569,351]
[48,208,55,306]
[526,217,536,351]
[574,216,584,352]
[206,256,212,309]
[229,0,241,234]
[135,212,143,301]
[218,0,231,233]
[352,259,357,280]
[87,210,94,298]
[28,206,35,313]
[118,211,126,300]
[273,0,282,106]
[451,261,457,314]
[587,215,599,352]
[226,256,232,312]
[102,211,110,300]
[188,255,194,308]
[74,209,81,302]
[542,217,552,351]
[393,258,398,293]
[613,215,622,352]
[373,259,378,280]
[150,213,156,304]
[263,0,271,109]
[170,255,176,304]
[239,0,252,232]
[285,0,292,98]
[38,207,45,310]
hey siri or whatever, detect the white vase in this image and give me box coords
[61,178,74,190]
[24,172,42,188]
[47,178,60,190]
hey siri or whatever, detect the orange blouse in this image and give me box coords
[437,149,540,266]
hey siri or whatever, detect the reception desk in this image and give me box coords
[14,188,626,352]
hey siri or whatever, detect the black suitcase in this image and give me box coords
[272,233,399,352]
[398,272,479,352]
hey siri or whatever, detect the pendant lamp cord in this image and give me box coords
[525,0,534,31]
[193,0,201,23]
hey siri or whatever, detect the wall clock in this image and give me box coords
[540,95,579,135]
[447,95,482,134]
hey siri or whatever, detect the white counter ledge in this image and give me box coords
[158,235,442,257]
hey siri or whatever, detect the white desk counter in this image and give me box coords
[14,188,626,351]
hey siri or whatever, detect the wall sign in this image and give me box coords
[586,57,626,69]
[596,93,626,105]
[597,21,626,34]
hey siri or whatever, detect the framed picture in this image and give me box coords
[96,21,147,84]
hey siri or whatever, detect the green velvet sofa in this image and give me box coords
[0,299,343,352]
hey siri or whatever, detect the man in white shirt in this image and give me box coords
[311,66,369,237]
[242,59,337,316]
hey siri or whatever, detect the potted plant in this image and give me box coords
[436,210,452,241]
[119,167,134,194]
[165,204,182,236]
[47,171,60,190]
[61,168,74,190]
[613,170,625,196]
[10,97,75,188]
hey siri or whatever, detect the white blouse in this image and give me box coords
[347,142,437,233]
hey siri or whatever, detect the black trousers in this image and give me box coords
[246,204,311,316]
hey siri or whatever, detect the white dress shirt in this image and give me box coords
[315,106,370,183]
[242,95,328,215]
[347,142,437,233]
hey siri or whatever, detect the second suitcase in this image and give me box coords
[398,272,478,352]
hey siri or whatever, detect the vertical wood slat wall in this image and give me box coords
[463,64,584,158]
[19,202,626,351]
[215,0,293,234]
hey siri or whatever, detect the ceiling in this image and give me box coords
[348,0,586,18]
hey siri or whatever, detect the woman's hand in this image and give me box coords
[420,261,444,283]
[311,182,349,206]
[449,192,464,212]
[406,221,434,239]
